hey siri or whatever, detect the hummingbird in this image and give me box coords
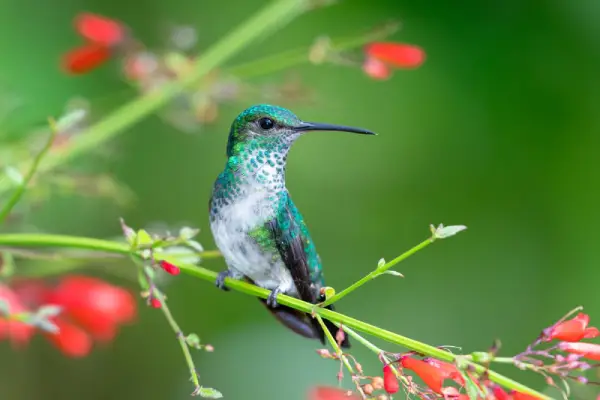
[209,104,375,348]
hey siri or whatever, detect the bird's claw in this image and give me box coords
[266,287,282,308]
[215,271,231,292]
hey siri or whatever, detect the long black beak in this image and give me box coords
[293,121,376,135]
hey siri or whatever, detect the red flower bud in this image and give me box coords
[150,298,161,308]
[62,43,110,75]
[364,42,425,69]
[307,386,360,400]
[401,356,445,394]
[558,341,600,361]
[44,318,92,358]
[546,313,599,342]
[383,364,399,394]
[160,260,181,275]
[510,390,543,400]
[74,13,125,47]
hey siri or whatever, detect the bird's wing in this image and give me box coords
[264,191,319,304]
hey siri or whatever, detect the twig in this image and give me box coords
[0,117,58,223]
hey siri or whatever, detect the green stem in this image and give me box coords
[0,118,58,223]
[0,0,309,197]
[321,237,433,307]
[0,233,551,399]
[139,268,202,395]
[315,314,364,396]
[341,325,409,386]
[225,22,398,79]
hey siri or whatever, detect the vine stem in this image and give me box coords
[321,237,432,307]
[0,118,58,223]
[139,268,203,395]
[0,233,551,400]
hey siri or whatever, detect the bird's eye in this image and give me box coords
[258,117,274,130]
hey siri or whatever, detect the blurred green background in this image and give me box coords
[1,0,600,399]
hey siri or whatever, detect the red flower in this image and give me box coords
[424,358,465,386]
[47,275,136,342]
[74,13,125,47]
[383,364,399,394]
[62,44,111,75]
[307,386,360,400]
[62,12,126,75]
[0,275,137,357]
[401,356,446,393]
[150,298,161,308]
[363,42,425,80]
[491,385,512,400]
[558,341,600,361]
[545,312,599,342]
[159,260,181,275]
[510,390,543,400]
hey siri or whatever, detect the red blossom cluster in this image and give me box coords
[62,13,128,74]
[0,275,136,357]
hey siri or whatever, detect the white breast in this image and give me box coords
[210,185,298,297]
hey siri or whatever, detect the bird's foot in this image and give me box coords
[266,287,282,308]
[215,270,232,292]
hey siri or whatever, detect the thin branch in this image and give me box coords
[0,117,58,223]
[0,232,551,400]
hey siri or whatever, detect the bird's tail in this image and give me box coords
[258,299,351,348]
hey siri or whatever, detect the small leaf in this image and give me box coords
[431,223,467,239]
[377,258,386,268]
[186,239,204,253]
[194,387,223,398]
[55,108,87,132]
[0,252,15,278]
[4,166,23,185]
[119,218,137,246]
[136,229,154,247]
[179,226,200,240]
[384,270,404,277]
[186,333,201,349]
[36,318,60,334]
[0,299,10,316]
[35,305,63,319]
[321,286,335,300]
[470,351,492,363]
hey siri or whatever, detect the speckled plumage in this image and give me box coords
[209,104,374,347]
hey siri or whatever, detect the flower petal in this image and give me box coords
[559,341,600,361]
[362,57,391,80]
[75,12,125,47]
[44,318,92,358]
[401,357,444,394]
[62,44,111,75]
[365,42,426,69]
[307,386,360,400]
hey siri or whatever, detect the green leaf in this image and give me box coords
[35,305,63,319]
[430,223,467,239]
[470,351,492,363]
[4,166,23,186]
[322,286,335,300]
[383,270,404,277]
[119,218,137,247]
[194,387,223,398]
[0,252,15,278]
[136,229,154,247]
[186,333,201,349]
[179,226,200,240]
